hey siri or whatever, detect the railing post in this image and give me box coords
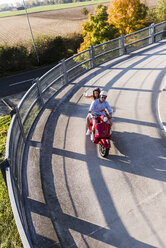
[120,34,125,55]
[150,23,155,44]
[35,77,44,106]
[15,107,26,143]
[89,45,95,68]
[61,59,68,84]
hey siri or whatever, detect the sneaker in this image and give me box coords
[91,133,94,141]
[86,129,90,135]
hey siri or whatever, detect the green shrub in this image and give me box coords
[0,33,83,76]
[29,33,83,66]
[64,32,83,55]
[29,35,67,65]
[0,44,30,76]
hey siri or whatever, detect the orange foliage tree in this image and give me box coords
[108,0,148,35]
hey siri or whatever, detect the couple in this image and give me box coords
[84,88,112,136]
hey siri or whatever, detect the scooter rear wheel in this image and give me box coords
[99,144,109,157]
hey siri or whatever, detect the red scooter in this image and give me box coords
[90,115,112,157]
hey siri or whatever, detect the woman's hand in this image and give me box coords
[83,92,88,97]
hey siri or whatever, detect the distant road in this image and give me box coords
[0,65,52,98]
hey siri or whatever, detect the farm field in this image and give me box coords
[0,4,109,45]
[0,0,110,18]
[0,0,159,45]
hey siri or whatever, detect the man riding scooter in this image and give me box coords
[88,90,112,141]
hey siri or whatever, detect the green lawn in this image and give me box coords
[0,115,23,248]
[0,0,110,18]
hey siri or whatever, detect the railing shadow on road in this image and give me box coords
[109,131,166,181]
[85,133,165,247]
[22,127,166,247]
[44,42,166,123]
[27,97,164,248]
[107,130,166,246]
[32,109,159,248]
[81,42,166,246]
[102,45,166,92]
[27,129,165,247]
[24,41,166,247]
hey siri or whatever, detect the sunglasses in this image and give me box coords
[100,96,107,99]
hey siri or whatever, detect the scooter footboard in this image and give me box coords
[99,139,111,148]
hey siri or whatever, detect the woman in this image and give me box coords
[83,87,101,135]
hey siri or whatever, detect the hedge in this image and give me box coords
[0,33,83,76]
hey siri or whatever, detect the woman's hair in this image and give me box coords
[93,88,101,99]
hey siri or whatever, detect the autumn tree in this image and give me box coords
[156,0,166,22]
[108,0,148,35]
[78,4,119,52]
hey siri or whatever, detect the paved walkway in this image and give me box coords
[23,40,166,248]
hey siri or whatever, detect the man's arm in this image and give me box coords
[89,100,97,117]
[105,101,112,117]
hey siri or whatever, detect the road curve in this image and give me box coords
[25,40,166,248]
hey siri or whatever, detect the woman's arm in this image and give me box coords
[83,92,94,100]
[84,95,93,99]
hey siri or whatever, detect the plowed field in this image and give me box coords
[0,0,159,45]
[0,5,106,45]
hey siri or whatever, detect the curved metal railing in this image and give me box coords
[4,21,166,247]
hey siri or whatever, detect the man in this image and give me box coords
[86,90,112,138]
[89,90,112,118]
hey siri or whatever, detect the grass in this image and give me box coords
[0,0,110,18]
[0,115,23,248]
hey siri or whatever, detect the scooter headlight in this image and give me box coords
[103,116,108,122]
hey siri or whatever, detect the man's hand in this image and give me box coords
[100,108,106,112]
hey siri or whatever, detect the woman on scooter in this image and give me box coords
[84,87,101,135]
[84,87,101,101]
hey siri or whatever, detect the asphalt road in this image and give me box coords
[0,65,53,98]
[24,40,166,247]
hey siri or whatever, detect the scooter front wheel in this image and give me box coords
[99,144,109,157]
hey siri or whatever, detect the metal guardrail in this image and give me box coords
[3,20,166,247]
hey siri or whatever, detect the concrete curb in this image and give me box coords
[157,78,166,137]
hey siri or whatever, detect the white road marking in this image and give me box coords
[9,78,34,87]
